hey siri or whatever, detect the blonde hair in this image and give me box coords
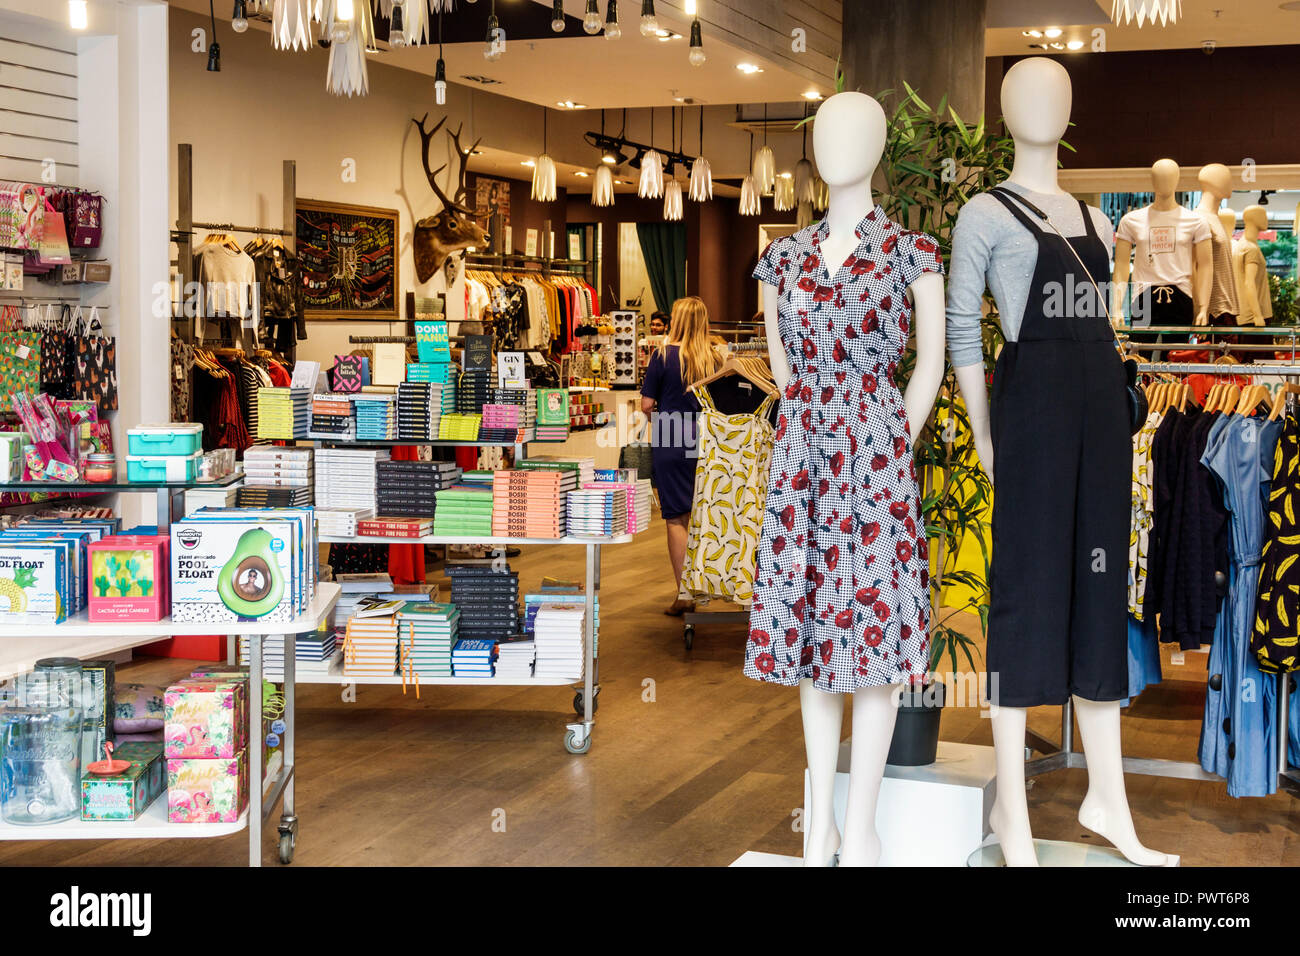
[662,296,718,386]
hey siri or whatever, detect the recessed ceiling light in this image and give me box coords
[1023,29,1043,37]
[736,62,764,74]
[1066,39,1084,50]
[521,160,536,167]
[557,101,588,109]
[802,90,823,100]
[1044,26,1063,38]
[614,179,625,185]
[575,170,590,178]
[656,29,680,41]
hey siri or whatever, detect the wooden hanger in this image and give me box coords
[1268,383,1300,421]
[689,349,779,397]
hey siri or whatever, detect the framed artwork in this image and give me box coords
[295,199,399,319]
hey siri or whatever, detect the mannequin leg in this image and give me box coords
[988,704,1040,867]
[839,683,902,867]
[800,679,844,867]
[1073,696,1173,866]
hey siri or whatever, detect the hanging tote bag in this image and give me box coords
[0,305,42,413]
[37,304,72,396]
[72,306,118,412]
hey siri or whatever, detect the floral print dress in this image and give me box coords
[744,206,943,693]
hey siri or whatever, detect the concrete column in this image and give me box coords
[842,0,989,122]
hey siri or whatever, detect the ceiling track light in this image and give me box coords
[552,0,566,33]
[605,0,621,38]
[639,0,658,37]
[688,18,704,66]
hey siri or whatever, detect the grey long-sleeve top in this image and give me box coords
[946,182,1114,368]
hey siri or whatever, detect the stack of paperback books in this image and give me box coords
[520,455,595,486]
[566,488,627,537]
[309,393,356,441]
[478,403,520,444]
[583,480,652,534]
[533,603,586,680]
[238,629,338,682]
[353,393,397,441]
[375,460,461,517]
[495,635,536,679]
[451,638,496,678]
[397,382,442,442]
[396,602,459,679]
[491,468,574,538]
[432,483,494,536]
[437,412,482,442]
[454,369,491,414]
[316,507,373,538]
[256,387,311,440]
[316,447,389,512]
[447,565,519,641]
[238,447,314,507]
[356,515,432,539]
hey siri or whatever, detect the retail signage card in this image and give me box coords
[463,335,493,373]
[525,229,538,257]
[498,351,525,389]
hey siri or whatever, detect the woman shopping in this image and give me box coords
[640,296,719,616]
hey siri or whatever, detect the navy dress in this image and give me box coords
[641,345,701,520]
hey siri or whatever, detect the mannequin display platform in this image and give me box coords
[744,90,947,867]
[946,57,1173,868]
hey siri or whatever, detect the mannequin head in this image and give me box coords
[1218,208,1237,237]
[1150,159,1180,199]
[1198,163,1233,200]
[1001,58,1072,146]
[812,92,886,187]
[1243,204,1268,235]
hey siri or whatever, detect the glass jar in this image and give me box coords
[83,453,116,483]
[0,661,85,825]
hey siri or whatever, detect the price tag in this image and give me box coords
[14,345,29,360]
[1171,652,1185,666]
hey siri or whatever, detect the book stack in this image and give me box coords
[519,455,596,486]
[583,480,652,534]
[491,468,574,538]
[238,629,338,682]
[406,362,455,386]
[432,484,494,537]
[566,488,627,537]
[256,387,311,440]
[356,516,432,539]
[342,613,400,678]
[454,369,491,414]
[316,507,373,539]
[239,447,314,507]
[315,448,389,512]
[397,382,442,442]
[451,639,497,678]
[495,635,536,679]
[533,603,586,680]
[353,393,397,441]
[447,565,520,641]
[375,460,461,517]
[437,412,482,442]
[478,404,520,444]
[525,590,599,653]
[333,573,394,638]
[396,602,459,679]
[535,387,570,441]
[309,393,356,441]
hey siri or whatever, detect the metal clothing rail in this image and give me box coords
[1138,362,1300,375]
[348,335,415,344]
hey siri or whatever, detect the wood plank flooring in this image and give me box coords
[1,516,1296,866]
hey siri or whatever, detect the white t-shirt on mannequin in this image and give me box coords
[1114,206,1209,297]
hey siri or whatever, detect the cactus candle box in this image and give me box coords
[80,742,165,822]
[0,542,69,623]
[164,680,247,758]
[170,518,296,623]
[166,752,248,823]
[87,536,169,622]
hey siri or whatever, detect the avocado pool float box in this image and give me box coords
[170,520,299,624]
[0,541,71,624]
[181,506,317,611]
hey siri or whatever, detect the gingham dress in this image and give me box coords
[744,207,943,693]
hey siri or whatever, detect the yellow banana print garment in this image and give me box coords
[1253,411,1300,673]
[681,385,776,603]
[1129,409,1162,619]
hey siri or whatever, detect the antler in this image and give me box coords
[412,113,476,217]
[446,123,483,210]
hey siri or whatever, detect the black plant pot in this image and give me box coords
[886,680,946,767]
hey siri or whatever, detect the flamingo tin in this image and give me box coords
[163,680,247,759]
[166,753,248,823]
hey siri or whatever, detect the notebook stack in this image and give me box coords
[451,639,497,678]
[316,507,373,539]
[534,387,570,441]
[238,630,339,682]
[309,393,356,441]
[566,488,627,537]
[479,404,520,444]
[315,448,389,512]
[375,460,461,517]
[454,369,491,414]
[491,468,574,538]
[395,602,459,679]
[353,393,397,441]
[447,565,520,642]
[532,604,586,680]
[495,635,536,680]
[437,412,482,442]
[396,382,442,442]
[583,480,652,534]
[342,614,400,678]
[238,447,314,508]
[432,484,494,537]
[256,387,311,440]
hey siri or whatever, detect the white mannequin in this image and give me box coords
[761,91,947,867]
[1235,205,1272,325]
[1196,163,1238,325]
[951,58,1173,867]
[1111,159,1213,321]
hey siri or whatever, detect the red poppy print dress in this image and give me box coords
[744,206,943,694]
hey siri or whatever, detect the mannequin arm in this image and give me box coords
[1243,260,1264,326]
[952,362,993,484]
[1192,238,1212,325]
[762,283,792,389]
[904,272,946,446]
[1112,238,1133,323]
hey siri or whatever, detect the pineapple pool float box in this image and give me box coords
[0,541,70,624]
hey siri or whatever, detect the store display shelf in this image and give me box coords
[0,799,248,841]
[319,534,633,546]
[291,660,579,687]
[0,635,167,684]
[310,438,526,448]
[0,472,243,493]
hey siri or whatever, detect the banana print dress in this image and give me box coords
[680,385,777,603]
[744,207,943,693]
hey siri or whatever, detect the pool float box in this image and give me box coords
[0,541,70,624]
[169,519,296,623]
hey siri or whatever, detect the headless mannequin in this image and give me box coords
[1236,205,1272,325]
[761,91,947,867]
[1195,164,1238,326]
[1219,208,1237,243]
[1111,159,1212,321]
[951,58,1173,867]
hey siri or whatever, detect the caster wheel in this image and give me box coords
[278,831,296,864]
[572,691,598,716]
[564,729,592,754]
[684,624,695,650]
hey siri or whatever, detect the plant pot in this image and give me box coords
[886,680,946,767]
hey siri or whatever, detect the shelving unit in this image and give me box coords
[0,472,243,531]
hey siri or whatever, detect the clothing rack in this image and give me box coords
[1026,357,1299,799]
[730,338,770,353]
[464,251,589,279]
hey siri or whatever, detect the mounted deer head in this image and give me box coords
[412,114,490,284]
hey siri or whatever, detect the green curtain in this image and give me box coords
[636,222,687,314]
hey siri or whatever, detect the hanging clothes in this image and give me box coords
[681,385,776,604]
[1254,412,1300,673]
[245,238,305,353]
[193,236,257,345]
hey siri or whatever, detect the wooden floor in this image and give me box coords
[4,516,1299,866]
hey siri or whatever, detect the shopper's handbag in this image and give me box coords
[72,306,118,413]
[619,416,655,484]
[991,186,1147,435]
[0,305,41,414]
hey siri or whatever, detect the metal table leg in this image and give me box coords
[278,633,298,863]
[564,543,597,754]
[247,633,263,867]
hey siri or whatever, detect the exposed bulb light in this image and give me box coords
[739,174,760,216]
[684,0,697,12]
[688,18,705,66]
[592,165,615,207]
[583,0,602,33]
[232,0,250,33]
[604,0,621,38]
[1066,39,1084,49]
[664,179,684,221]
[434,56,447,104]
[68,0,88,30]
[552,0,565,32]
[639,0,658,36]
[484,12,504,60]
[388,2,407,47]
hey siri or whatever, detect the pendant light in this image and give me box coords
[551,0,565,32]
[739,133,761,216]
[638,0,657,37]
[753,104,775,196]
[1110,0,1181,26]
[813,174,829,212]
[434,8,447,104]
[484,0,504,61]
[388,1,406,47]
[583,0,603,33]
[592,111,616,207]
[796,201,813,228]
[271,0,313,50]
[604,0,621,38]
[774,174,794,212]
[232,0,249,32]
[68,0,88,30]
[394,0,430,47]
[794,122,814,205]
[638,107,664,199]
[323,0,371,95]
[532,109,558,202]
[206,0,221,71]
[689,106,711,201]
[688,17,705,66]
[664,179,683,221]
